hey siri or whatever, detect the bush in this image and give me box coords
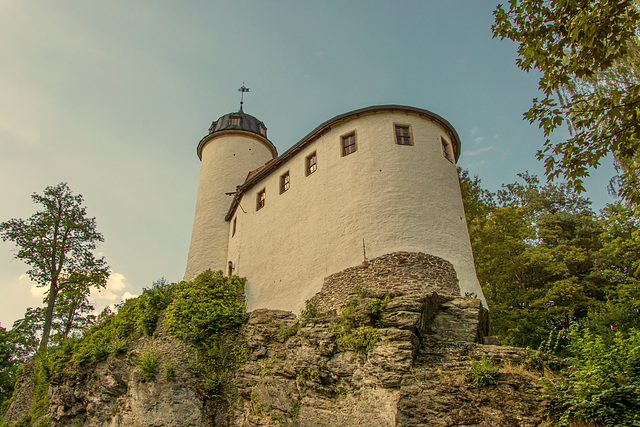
[165,270,247,345]
[202,371,223,400]
[333,324,379,354]
[138,278,174,336]
[277,322,300,342]
[546,328,640,426]
[136,347,160,382]
[300,300,321,319]
[363,295,392,315]
[469,356,499,387]
[163,360,175,382]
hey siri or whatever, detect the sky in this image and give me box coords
[0,0,617,328]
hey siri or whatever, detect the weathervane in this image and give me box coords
[238,83,250,111]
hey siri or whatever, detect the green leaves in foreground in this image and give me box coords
[546,328,640,426]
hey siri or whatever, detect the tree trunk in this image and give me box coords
[62,302,77,340]
[39,280,58,352]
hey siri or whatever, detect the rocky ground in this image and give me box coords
[4,293,549,427]
[4,254,551,426]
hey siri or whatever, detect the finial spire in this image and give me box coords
[238,83,250,112]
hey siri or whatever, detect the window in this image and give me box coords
[395,125,412,145]
[280,171,290,193]
[259,125,267,136]
[306,153,317,176]
[256,189,266,210]
[232,217,237,237]
[342,133,357,156]
[441,137,453,163]
[230,117,241,125]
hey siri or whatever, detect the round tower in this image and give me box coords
[184,109,277,281]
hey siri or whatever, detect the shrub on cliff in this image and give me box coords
[165,270,247,346]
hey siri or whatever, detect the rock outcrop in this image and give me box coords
[4,253,549,426]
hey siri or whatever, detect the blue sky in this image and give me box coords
[0,1,616,328]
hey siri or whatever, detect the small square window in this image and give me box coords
[395,125,412,145]
[259,125,267,136]
[342,133,357,156]
[306,153,317,176]
[280,171,290,193]
[230,117,241,126]
[256,189,266,210]
[441,137,453,163]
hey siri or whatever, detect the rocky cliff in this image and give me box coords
[3,253,549,426]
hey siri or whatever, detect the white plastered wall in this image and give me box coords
[184,132,275,281]
[226,111,486,312]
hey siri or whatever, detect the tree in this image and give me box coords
[492,0,640,206]
[0,183,109,351]
[9,307,44,362]
[463,172,606,347]
[0,326,18,406]
[586,201,640,338]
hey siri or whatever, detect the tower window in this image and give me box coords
[230,117,241,126]
[441,137,453,163]
[306,153,317,176]
[280,171,290,193]
[232,217,237,236]
[259,125,267,136]
[395,125,412,145]
[342,133,357,156]
[256,189,266,210]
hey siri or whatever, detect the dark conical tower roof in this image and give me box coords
[208,109,268,139]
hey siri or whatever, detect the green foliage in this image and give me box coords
[25,349,70,425]
[492,1,640,206]
[331,294,383,354]
[69,296,148,366]
[277,322,300,342]
[469,356,499,388]
[300,300,322,319]
[546,328,640,426]
[135,347,159,382]
[202,371,223,400]
[33,416,52,427]
[138,278,174,336]
[0,396,13,419]
[524,330,566,372]
[363,295,391,315]
[231,344,250,364]
[110,340,128,356]
[464,171,614,349]
[0,182,109,351]
[165,270,247,345]
[9,308,43,363]
[162,360,175,382]
[333,325,379,354]
[0,327,18,407]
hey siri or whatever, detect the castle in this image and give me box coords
[184,104,486,312]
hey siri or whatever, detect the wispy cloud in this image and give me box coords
[465,146,496,156]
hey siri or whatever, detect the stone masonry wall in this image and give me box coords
[310,252,460,313]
